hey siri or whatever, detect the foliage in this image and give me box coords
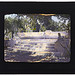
[56,14,71,31]
[4,14,71,39]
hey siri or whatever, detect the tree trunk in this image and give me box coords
[12,31,14,38]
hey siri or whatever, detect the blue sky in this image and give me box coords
[5,14,17,19]
[51,16,60,22]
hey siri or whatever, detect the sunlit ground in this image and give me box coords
[17,32,67,38]
[4,32,70,62]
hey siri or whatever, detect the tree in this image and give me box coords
[4,14,71,38]
[56,14,71,31]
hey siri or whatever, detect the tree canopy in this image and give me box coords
[4,14,71,39]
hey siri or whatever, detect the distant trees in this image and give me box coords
[56,14,71,31]
[4,14,70,39]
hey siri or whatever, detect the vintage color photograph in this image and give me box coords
[4,14,71,62]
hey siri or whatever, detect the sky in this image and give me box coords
[5,14,17,19]
[51,16,60,22]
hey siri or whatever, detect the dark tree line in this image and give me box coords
[4,14,70,39]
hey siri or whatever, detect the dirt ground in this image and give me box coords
[4,32,70,62]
